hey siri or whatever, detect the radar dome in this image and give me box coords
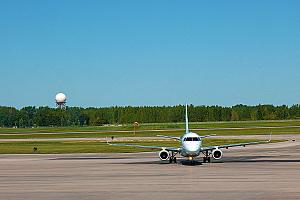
[55,93,67,103]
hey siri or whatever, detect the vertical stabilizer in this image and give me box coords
[185,104,189,133]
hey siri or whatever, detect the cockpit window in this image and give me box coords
[184,137,200,141]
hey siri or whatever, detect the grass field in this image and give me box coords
[0,123,299,140]
[0,138,279,154]
[1,120,300,134]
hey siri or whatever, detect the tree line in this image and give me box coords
[0,104,300,127]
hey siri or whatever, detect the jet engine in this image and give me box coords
[212,149,223,160]
[159,150,170,161]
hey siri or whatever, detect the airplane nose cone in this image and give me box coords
[187,145,198,152]
[183,142,200,155]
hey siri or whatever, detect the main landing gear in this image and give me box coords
[202,150,211,163]
[169,151,178,163]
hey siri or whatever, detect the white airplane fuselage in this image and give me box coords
[180,132,202,158]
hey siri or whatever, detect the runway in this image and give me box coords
[0,141,299,200]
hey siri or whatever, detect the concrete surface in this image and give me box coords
[0,141,299,200]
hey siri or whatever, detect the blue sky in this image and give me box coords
[0,0,299,108]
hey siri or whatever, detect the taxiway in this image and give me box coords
[0,141,299,200]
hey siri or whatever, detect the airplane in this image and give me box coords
[108,104,272,164]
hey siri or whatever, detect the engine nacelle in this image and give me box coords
[159,150,170,161]
[212,149,223,160]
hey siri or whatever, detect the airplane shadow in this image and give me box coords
[120,159,203,166]
[180,160,203,166]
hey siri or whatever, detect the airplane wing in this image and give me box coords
[201,133,272,152]
[157,135,181,141]
[107,141,181,152]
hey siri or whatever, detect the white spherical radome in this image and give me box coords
[55,93,67,103]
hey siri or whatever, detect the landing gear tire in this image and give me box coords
[203,157,211,163]
[203,150,211,163]
[169,151,178,164]
[169,157,177,164]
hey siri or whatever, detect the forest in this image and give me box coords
[0,104,300,127]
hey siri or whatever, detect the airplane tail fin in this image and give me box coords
[185,104,189,134]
